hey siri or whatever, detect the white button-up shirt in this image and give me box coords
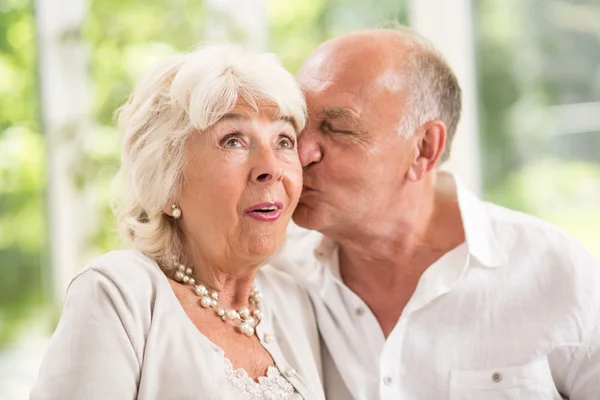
[274,177,600,400]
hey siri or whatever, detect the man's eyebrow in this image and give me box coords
[322,108,367,131]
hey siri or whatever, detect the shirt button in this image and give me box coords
[355,306,365,316]
[492,372,502,383]
[263,334,274,344]
[285,368,297,378]
[383,376,393,386]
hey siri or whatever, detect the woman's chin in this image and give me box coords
[241,234,283,262]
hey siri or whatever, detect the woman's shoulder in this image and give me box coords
[85,248,162,279]
[68,249,166,306]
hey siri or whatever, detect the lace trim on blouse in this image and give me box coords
[224,357,296,400]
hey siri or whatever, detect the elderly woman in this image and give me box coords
[30,44,324,400]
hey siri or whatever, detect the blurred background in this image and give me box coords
[1,0,599,397]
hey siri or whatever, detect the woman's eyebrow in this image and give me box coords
[221,114,293,125]
[277,115,299,132]
[220,113,248,122]
[218,113,298,133]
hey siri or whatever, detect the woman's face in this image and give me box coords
[176,103,302,268]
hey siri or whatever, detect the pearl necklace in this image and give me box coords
[173,264,263,337]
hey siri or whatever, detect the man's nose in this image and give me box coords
[298,128,322,168]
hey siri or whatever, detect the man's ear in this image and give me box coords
[406,120,447,182]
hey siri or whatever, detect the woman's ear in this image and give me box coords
[163,199,178,217]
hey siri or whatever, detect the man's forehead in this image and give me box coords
[300,35,400,78]
[300,68,404,121]
[299,62,402,108]
[302,86,363,118]
[298,32,408,127]
[298,64,374,111]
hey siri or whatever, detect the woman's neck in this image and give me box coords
[196,269,258,310]
[179,249,264,310]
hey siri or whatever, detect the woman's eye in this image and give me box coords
[277,135,296,149]
[221,135,244,148]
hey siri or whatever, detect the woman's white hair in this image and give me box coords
[112,43,306,269]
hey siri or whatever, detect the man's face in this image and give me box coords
[293,39,418,237]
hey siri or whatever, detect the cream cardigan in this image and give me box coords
[30,250,324,400]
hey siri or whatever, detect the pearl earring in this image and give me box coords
[171,204,182,219]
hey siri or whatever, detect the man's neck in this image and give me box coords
[334,173,465,337]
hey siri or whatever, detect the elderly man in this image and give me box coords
[275,27,600,399]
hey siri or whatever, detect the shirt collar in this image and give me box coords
[452,175,507,268]
[453,174,508,268]
[312,236,340,288]
[312,173,508,271]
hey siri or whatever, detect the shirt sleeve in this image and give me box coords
[566,243,600,400]
[30,269,140,400]
[569,338,600,400]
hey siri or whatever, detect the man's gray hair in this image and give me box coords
[389,26,462,163]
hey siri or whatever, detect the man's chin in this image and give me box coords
[292,203,322,231]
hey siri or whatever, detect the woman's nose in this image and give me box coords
[255,170,283,183]
[251,149,284,184]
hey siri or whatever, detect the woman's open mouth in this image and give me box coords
[243,202,284,221]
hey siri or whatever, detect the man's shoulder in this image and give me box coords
[258,264,318,330]
[484,201,575,241]
[482,201,597,271]
[259,264,301,291]
[270,223,324,279]
[484,201,566,235]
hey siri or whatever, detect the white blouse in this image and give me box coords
[30,250,325,400]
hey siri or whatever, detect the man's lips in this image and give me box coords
[243,202,284,221]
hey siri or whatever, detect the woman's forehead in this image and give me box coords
[229,101,287,118]
[211,102,296,130]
